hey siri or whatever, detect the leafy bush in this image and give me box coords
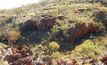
[74,40,103,58]
[49,41,60,51]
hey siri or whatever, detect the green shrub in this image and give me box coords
[51,25,60,33]
[74,40,103,58]
[60,22,70,31]
[49,41,60,51]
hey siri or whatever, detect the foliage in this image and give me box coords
[51,51,64,59]
[59,21,70,31]
[8,31,20,42]
[49,41,60,51]
[33,44,45,57]
[98,7,107,14]
[74,40,103,58]
[51,20,70,37]
[93,35,107,50]
[0,43,7,49]
[51,25,60,33]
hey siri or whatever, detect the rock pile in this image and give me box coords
[1,45,34,65]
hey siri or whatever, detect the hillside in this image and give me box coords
[0,0,107,65]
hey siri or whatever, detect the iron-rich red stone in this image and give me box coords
[68,23,100,42]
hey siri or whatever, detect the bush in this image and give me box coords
[49,41,60,51]
[74,40,103,58]
[8,31,20,43]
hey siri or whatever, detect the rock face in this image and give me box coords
[68,23,100,42]
[20,20,37,32]
[37,16,56,30]
[20,15,56,32]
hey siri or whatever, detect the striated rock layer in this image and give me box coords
[68,23,101,43]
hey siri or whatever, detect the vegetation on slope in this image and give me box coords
[0,0,107,65]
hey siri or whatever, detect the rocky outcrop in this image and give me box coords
[51,22,101,44]
[68,23,100,42]
[37,16,56,30]
[20,20,37,32]
[20,15,56,32]
[20,15,101,44]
